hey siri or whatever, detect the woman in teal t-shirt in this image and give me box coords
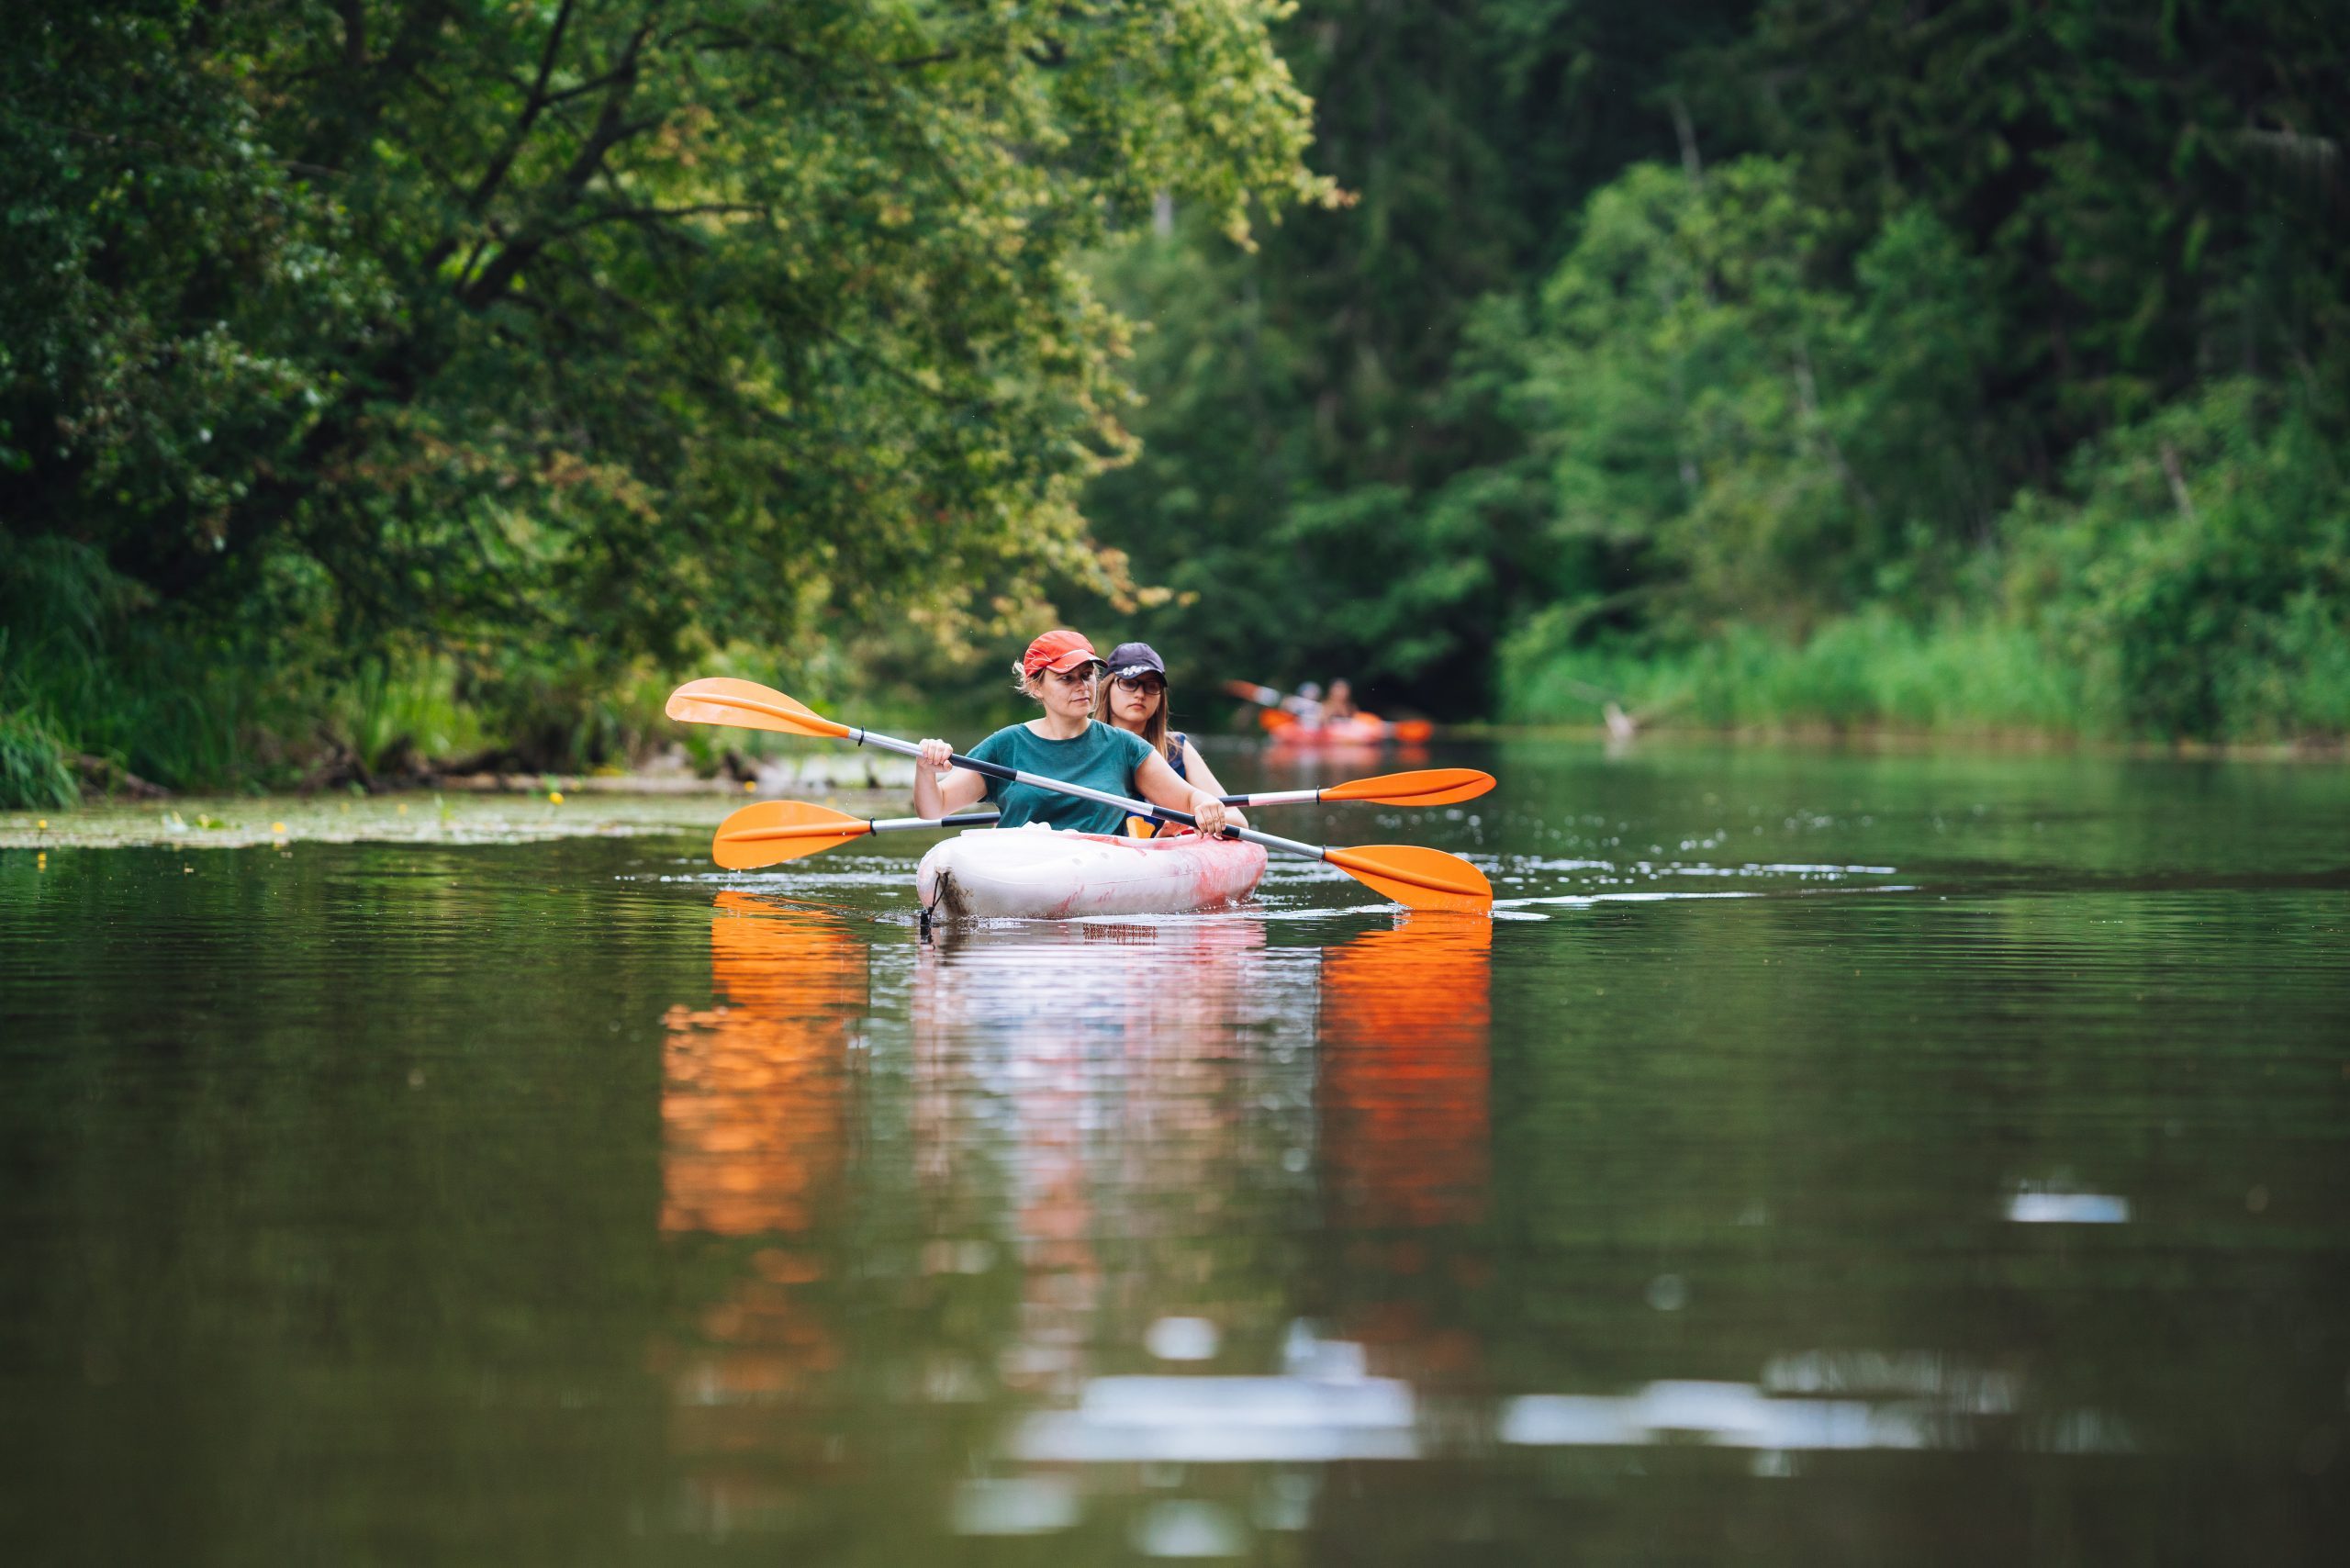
[911,629,1231,837]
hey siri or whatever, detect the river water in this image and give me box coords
[3,739,2345,1563]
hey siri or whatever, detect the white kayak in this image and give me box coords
[915,825,1268,920]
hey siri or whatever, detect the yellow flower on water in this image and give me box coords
[549,790,565,804]
[743,779,756,792]
[272,822,286,834]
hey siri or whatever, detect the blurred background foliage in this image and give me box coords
[1089,0,2348,741]
[1,0,1330,799]
[4,0,2345,804]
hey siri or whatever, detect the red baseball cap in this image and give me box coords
[1021,629,1102,678]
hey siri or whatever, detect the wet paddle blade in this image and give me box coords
[1324,845,1493,913]
[1316,768,1495,807]
[666,677,851,739]
[713,801,871,868]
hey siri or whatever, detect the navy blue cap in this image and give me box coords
[1104,642,1166,680]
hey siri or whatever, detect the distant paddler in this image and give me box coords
[912,630,1232,837]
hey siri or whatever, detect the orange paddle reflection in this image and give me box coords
[1318,915,1494,1389]
[660,891,864,1237]
[657,894,869,1524]
[1320,915,1493,1232]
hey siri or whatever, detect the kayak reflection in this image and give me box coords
[1263,737,1430,772]
[654,902,1502,1548]
[921,915,1496,1545]
[912,917,1315,1401]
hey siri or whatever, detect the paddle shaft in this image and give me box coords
[1225,788,1334,807]
[850,727,1342,868]
[871,812,998,834]
[1223,767,1494,809]
[726,810,999,846]
[912,787,1460,812]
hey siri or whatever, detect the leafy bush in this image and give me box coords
[2010,381,2350,740]
[1517,157,1998,635]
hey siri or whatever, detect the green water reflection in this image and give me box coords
[2,741,2344,1563]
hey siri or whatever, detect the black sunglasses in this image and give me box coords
[1113,674,1166,695]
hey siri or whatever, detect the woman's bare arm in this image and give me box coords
[912,738,990,817]
[1179,741,1247,830]
[1135,751,1226,836]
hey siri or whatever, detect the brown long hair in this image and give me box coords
[1096,671,1174,761]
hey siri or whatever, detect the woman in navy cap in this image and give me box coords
[1095,642,1247,837]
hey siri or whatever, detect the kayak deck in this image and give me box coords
[916,825,1268,920]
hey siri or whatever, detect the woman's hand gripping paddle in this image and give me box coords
[666,678,1494,913]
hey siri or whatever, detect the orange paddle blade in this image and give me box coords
[1316,768,1495,807]
[1324,845,1493,913]
[1257,708,1297,733]
[1390,718,1436,744]
[666,677,852,739]
[1224,679,1281,705]
[713,801,872,868]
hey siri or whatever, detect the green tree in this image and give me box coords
[1083,0,1755,710]
[1,0,1331,794]
[1511,158,1996,637]
[2009,380,2350,740]
[1694,0,2350,465]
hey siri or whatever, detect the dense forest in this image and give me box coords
[5,1,2345,806]
[1090,0,2350,741]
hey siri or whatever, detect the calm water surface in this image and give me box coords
[3,740,2345,1564]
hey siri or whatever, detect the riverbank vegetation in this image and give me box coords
[2,0,1330,802]
[1089,1,2349,745]
[6,2,2345,806]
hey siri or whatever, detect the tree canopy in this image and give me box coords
[1087,0,2348,739]
[2,0,1331,790]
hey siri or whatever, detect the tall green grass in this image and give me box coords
[0,699,77,810]
[1501,608,2083,736]
[3,535,741,804]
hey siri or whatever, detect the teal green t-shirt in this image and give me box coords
[964,721,1156,834]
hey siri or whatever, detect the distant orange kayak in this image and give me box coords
[1260,710,1435,745]
[1227,678,1434,745]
